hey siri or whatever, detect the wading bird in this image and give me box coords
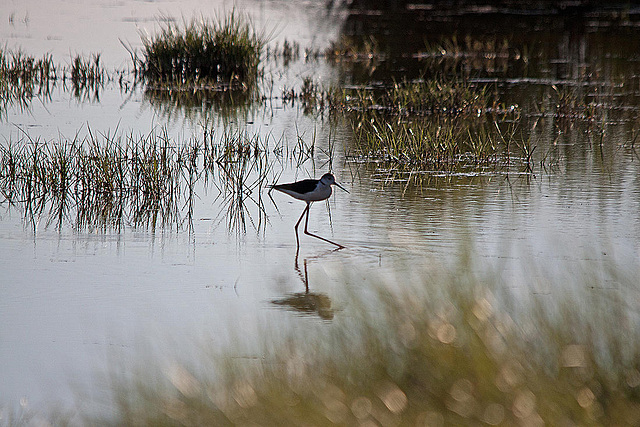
[271,173,349,249]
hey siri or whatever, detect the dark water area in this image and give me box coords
[336,2,640,118]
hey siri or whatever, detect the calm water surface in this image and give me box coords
[1,0,640,413]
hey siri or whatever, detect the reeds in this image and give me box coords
[0,125,278,233]
[207,127,275,234]
[138,12,265,87]
[334,78,494,117]
[0,129,185,231]
[418,35,522,76]
[326,35,382,62]
[334,78,523,170]
[0,47,111,114]
[66,53,105,101]
[352,114,503,166]
[0,47,56,116]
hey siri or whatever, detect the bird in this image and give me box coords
[270,173,349,249]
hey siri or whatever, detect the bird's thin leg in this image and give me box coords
[294,203,310,250]
[304,203,345,249]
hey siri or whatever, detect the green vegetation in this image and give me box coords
[418,35,525,76]
[351,115,521,167]
[330,79,523,169]
[0,47,110,113]
[334,79,495,116]
[0,129,192,231]
[1,11,266,114]
[205,126,274,234]
[138,13,265,87]
[0,126,281,233]
[0,48,56,86]
[81,253,640,426]
[326,35,382,62]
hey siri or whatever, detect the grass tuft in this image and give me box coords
[332,78,522,169]
[66,53,105,101]
[0,47,57,116]
[139,12,265,87]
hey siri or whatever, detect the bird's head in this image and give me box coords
[320,173,349,193]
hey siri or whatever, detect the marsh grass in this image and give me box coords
[0,129,188,231]
[326,35,383,62]
[0,47,57,116]
[0,47,113,113]
[265,39,302,66]
[138,12,265,88]
[334,79,523,170]
[66,53,105,101]
[549,84,608,133]
[206,127,275,234]
[350,115,507,167]
[0,125,278,233]
[418,35,524,76]
[335,78,496,117]
[85,252,640,426]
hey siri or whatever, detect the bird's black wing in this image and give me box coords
[273,179,318,195]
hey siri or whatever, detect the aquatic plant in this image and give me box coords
[417,35,524,76]
[66,53,105,101]
[138,12,265,87]
[0,47,57,116]
[0,47,117,110]
[333,78,497,117]
[0,125,279,233]
[349,113,521,168]
[207,126,275,234]
[264,39,301,66]
[326,35,382,62]
[332,78,522,170]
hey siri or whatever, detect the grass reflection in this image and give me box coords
[143,85,260,123]
[86,252,640,426]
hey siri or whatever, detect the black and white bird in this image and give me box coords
[271,173,349,249]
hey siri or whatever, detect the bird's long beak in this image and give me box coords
[335,182,349,193]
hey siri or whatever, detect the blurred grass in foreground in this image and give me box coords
[79,251,640,426]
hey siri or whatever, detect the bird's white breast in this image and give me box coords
[306,184,332,202]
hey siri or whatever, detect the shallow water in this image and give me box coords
[1,0,640,415]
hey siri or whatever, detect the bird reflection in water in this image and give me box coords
[270,252,336,321]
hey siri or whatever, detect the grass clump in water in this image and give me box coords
[139,12,265,88]
[0,47,57,115]
[0,125,279,233]
[333,78,503,117]
[66,53,105,101]
[0,129,191,231]
[351,114,512,167]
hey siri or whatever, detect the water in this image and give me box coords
[2,0,640,416]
